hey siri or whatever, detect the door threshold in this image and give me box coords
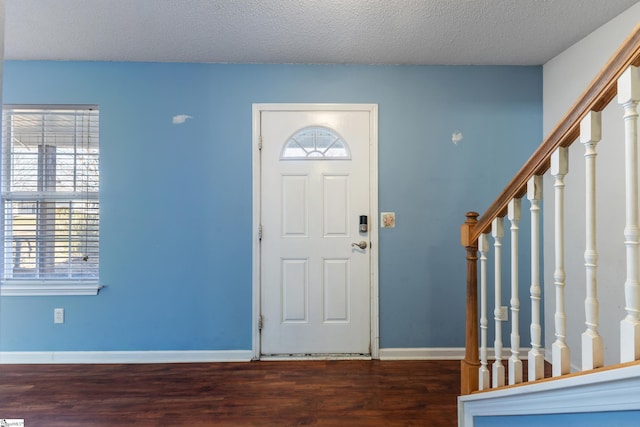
[260,353,372,361]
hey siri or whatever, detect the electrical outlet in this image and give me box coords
[54,308,64,324]
[498,306,508,322]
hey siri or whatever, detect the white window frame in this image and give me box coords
[1,105,101,296]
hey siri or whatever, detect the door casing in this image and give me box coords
[251,103,379,360]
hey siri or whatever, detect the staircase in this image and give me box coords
[458,23,640,427]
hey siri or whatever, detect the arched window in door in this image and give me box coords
[280,126,351,160]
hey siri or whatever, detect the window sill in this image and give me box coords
[0,282,102,296]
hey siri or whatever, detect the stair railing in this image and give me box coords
[461,23,640,395]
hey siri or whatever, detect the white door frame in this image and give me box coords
[251,103,379,360]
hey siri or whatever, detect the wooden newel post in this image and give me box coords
[461,211,480,395]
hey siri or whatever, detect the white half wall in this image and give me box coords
[459,363,640,427]
[542,3,640,369]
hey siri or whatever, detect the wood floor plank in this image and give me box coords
[0,360,459,426]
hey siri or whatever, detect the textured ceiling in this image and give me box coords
[4,0,639,65]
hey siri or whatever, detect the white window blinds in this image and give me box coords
[1,106,100,288]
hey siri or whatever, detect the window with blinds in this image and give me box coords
[1,106,100,294]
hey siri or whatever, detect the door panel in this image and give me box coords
[282,175,308,236]
[323,175,349,236]
[281,259,307,322]
[324,259,350,322]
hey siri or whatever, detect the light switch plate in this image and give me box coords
[54,308,64,324]
[381,212,395,228]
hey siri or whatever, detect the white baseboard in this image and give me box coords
[544,348,582,373]
[0,350,253,364]
[2,348,459,363]
[379,347,539,361]
[2,347,541,364]
[379,347,465,360]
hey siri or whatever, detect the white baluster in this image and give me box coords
[508,199,522,385]
[492,217,505,388]
[527,175,544,381]
[551,147,571,376]
[478,233,490,390]
[581,111,604,371]
[618,65,640,362]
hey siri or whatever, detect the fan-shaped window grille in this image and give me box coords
[281,126,351,160]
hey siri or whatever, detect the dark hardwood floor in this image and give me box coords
[0,360,460,426]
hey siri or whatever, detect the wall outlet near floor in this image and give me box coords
[54,308,65,324]
[498,306,508,322]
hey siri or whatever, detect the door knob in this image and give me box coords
[351,241,368,250]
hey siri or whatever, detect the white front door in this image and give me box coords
[254,104,378,357]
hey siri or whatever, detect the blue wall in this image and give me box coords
[0,61,541,352]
